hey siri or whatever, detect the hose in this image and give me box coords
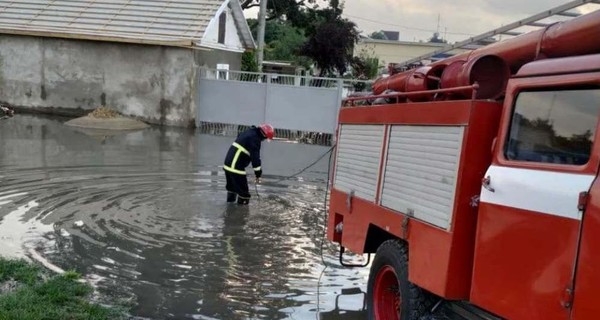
[252,144,335,199]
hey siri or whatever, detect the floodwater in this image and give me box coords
[0,115,368,319]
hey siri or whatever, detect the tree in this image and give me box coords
[428,32,447,44]
[243,0,358,76]
[301,18,359,76]
[369,31,388,40]
[247,19,309,67]
[240,0,316,23]
[299,0,359,76]
[352,48,381,80]
[266,26,306,61]
[241,51,259,72]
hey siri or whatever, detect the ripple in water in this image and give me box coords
[0,115,368,319]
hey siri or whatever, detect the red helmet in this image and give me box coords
[259,124,275,140]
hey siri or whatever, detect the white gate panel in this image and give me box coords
[334,124,384,202]
[381,126,464,229]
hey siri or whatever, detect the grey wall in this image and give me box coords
[0,34,241,127]
[194,49,242,72]
[197,78,342,134]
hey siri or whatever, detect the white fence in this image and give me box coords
[200,68,372,94]
[196,68,372,136]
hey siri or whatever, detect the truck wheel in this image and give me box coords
[367,240,432,320]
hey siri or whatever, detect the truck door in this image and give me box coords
[471,83,600,320]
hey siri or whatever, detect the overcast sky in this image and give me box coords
[342,0,599,42]
[245,1,599,43]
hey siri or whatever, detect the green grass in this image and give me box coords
[0,258,41,286]
[0,258,127,320]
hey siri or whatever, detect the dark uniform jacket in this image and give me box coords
[224,127,263,177]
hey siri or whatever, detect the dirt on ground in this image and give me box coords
[89,107,120,119]
[0,279,20,295]
[65,107,149,130]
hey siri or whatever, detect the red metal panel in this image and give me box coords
[516,54,600,78]
[338,101,472,125]
[444,103,503,296]
[408,221,453,296]
[328,188,405,253]
[328,101,503,299]
[328,187,457,297]
[470,203,579,320]
[571,180,600,319]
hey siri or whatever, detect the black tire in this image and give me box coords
[367,240,433,320]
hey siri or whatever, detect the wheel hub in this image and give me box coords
[373,265,401,320]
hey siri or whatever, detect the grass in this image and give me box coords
[0,257,127,320]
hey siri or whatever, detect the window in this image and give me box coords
[216,63,229,80]
[505,88,600,165]
[218,11,226,44]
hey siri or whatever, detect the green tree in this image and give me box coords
[301,18,358,76]
[247,19,309,67]
[243,0,358,76]
[241,51,259,72]
[300,0,359,76]
[428,32,447,43]
[369,30,388,40]
[240,0,316,23]
[352,53,381,80]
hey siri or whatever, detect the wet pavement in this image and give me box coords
[0,115,368,319]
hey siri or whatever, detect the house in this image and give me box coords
[354,38,471,72]
[0,0,255,127]
[262,61,305,76]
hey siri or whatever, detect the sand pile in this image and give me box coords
[65,107,149,130]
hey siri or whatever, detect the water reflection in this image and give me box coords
[0,115,368,319]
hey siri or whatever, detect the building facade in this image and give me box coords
[354,38,471,70]
[0,0,255,127]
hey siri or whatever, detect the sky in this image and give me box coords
[244,0,600,43]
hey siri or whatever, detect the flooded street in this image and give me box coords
[0,115,368,319]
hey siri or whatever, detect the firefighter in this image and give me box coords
[223,124,275,205]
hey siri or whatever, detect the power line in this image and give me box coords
[343,13,475,36]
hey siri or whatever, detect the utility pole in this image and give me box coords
[256,0,268,72]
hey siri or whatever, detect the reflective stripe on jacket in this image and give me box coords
[223,127,263,176]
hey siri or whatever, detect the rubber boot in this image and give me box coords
[227,192,237,203]
[237,197,250,205]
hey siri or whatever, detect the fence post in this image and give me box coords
[336,79,344,108]
[333,79,344,141]
[264,72,271,125]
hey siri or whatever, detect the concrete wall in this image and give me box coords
[194,48,242,72]
[0,34,241,127]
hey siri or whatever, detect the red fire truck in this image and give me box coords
[327,9,600,320]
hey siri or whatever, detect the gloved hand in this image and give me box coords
[255,177,262,184]
[255,168,262,183]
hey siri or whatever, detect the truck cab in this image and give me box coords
[472,54,600,320]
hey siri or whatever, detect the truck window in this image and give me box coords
[505,88,600,165]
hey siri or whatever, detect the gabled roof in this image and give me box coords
[0,0,255,49]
